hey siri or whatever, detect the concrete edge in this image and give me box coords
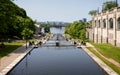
[0,47,34,75]
[82,46,118,75]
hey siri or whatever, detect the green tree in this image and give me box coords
[21,28,33,49]
[65,21,86,40]
[21,28,33,40]
[0,0,35,40]
[88,10,98,16]
[80,29,86,42]
[102,1,118,12]
[44,24,51,33]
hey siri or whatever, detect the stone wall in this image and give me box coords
[87,7,120,47]
[86,28,93,41]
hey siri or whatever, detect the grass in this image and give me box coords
[29,38,39,42]
[0,38,40,58]
[90,42,120,63]
[0,41,25,58]
[87,47,120,74]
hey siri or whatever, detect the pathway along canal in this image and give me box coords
[7,28,107,75]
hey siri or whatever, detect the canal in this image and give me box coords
[7,27,106,75]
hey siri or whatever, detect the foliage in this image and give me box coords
[44,24,51,33]
[87,20,92,28]
[88,1,118,16]
[88,10,98,16]
[21,28,34,40]
[65,21,86,41]
[0,0,35,40]
[102,1,118,12]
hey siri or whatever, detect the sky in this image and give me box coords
[13,0,120,22]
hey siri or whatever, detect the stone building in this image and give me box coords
[35,24,40,34]
[86,7,120,46]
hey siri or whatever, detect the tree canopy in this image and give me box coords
[65,21,86,41]
[88,1,118,16]
[102,1,118,12]
[21,28,34,40]
[44,24,51,33]
[88,10,98,16]
[0,0,35,40]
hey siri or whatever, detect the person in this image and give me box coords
[66,38,68,41]
[83,42,86,46]
[39,41,42,45]
[74,41,76,45]
[32,41,35,45]
[29,41,32,46]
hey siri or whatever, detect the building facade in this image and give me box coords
[86,7,120,46]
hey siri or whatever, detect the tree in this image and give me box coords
[102,1,118,12]
[21,28,34,49]
[0,0,35,40]
[21,28,34,40]
[88,10,98,16]
[44,24,51,33]
[65,21,86,40]
[80,29,86,42]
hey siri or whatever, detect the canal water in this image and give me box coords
[7,27,106,75]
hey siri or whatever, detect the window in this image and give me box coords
[98,20,100,28]
[94,20,96,27]
[109,18,113,29]
[118,17,120,30]
[103,19,106,28]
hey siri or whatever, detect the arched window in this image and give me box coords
[118,17,120,30]
[98,20,100,28]
[94,20,96,27]
[103,19,106,28]
[109,18,113,29]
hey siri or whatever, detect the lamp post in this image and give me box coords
[26,40,27,49]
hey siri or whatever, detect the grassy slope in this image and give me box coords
[91,42,120,63]
[0,41,25,58]
[87,41,120,74]
[87,47,120,74]
[0,38,40,58]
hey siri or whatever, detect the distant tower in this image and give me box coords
[83,18,87,22]
[116,0,118,7]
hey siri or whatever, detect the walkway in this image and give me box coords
[0,38,48,75]
[0,44,34,75]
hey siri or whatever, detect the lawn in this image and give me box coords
[87,47,120,74]
[0,38,40,58]
[90,42,120,63]
[0,41,25,58]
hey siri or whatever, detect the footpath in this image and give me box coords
[0,36,49,75]
[0,44,33,75]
